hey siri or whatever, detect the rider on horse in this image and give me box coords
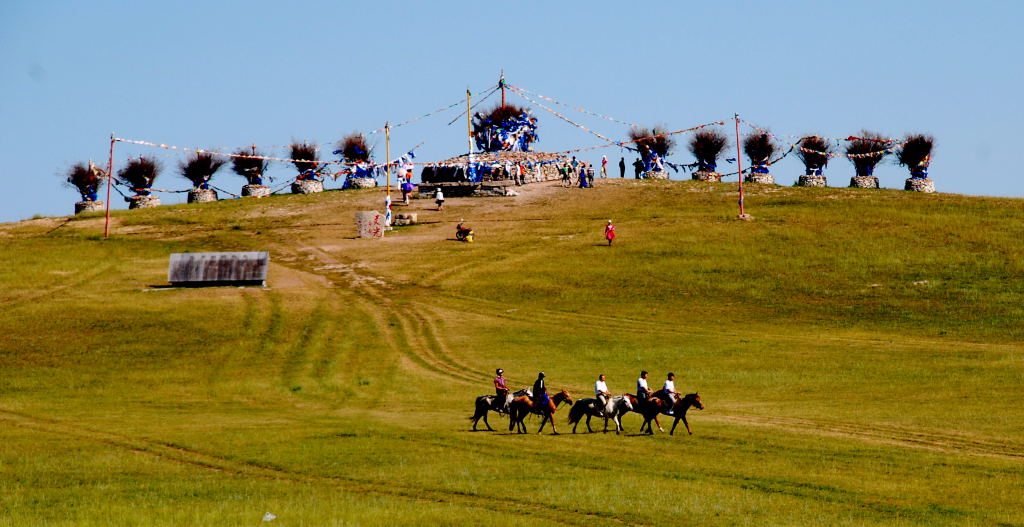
[493,368,510,413]
[594,374,611,417]
[636,370,651,402]
[533,372,549,408]
[657,372,681,415]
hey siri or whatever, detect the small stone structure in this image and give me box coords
[643,170,670,180]
[188,189,218,203]
[394,213,418,226]
[356,211,385,238]
[74,201,104,214]
[905,178,935,193]
[242,184,271,198]
[849,176,879,189]
[128,195,161,209]
[691,171,722,182]
[745,173,774,184]
[797,175,828,187]
[292,179,324,194]
[168,251,268,287]
[347,177,377,189]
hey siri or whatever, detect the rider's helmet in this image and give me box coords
[496,368,503,375]
[538,372,545,378]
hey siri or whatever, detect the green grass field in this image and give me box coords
[1,179,1022,526]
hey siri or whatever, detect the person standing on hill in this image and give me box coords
[601,155,609,178]
[578,165,589,188]
[594,374,612,417]
[633,158,644,179]
[604,219,616,246]
[587,163,595,187]
[619,157,626,178]
[434,188,445,211]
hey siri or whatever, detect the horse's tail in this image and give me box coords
[567,402,582,424]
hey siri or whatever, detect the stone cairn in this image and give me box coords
[118,156,162,210]
[629,125,676,182]
[128,195,161,209]
[897,134,936,193]
[795,136,832,187]
[289,142,324,195]
[74,201,104,214]
[187,189,218,203]
[743,131,777,185]
[845,132,891,190]
[180,151,225,205]
[687,129,728,183]
[232,146,272,198]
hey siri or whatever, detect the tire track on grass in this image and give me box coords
[1,264,114,309]
[0,409,634,526]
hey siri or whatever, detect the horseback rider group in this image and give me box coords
[490,369,685,417]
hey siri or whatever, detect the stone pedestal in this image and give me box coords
[643,170,670,180]
[394,213,418,226]
[692,171,723,182]
[127,195,161,209]
[797,175,827,187]
[187,189,218,203]
[744,173,774,184]
[355,211,385,238]
[849,176,880,189]
[74,201,104,214]
[348,177,377,189]
[242,184,271,198]
[291,180,324,194]
[905,178,935,193]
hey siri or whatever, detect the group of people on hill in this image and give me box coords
[492,369,683,416]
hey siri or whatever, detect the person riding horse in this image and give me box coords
[493,368,509,413]
[533,372,548,408]
[636,370,651,402]
[657,372,681,415]
[594,374,611,417]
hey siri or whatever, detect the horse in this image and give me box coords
[508,389,572,435]
[469,388,530,431]
[627,393,704,435]
[567,395,634,434]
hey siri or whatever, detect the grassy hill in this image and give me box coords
[1,179,1022,526]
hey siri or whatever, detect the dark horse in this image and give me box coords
[508,390,572,435]
[469,388,530,431]
[627,393,704,435]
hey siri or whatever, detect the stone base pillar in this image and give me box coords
[187,189,218,203]
[242,184,271,198]
[797,175,828,187]
[905,178,935,193]
[744,173,774,184]
[355,211,385,238]
[291,180,324,194]
[849,176,880,189]
[692,171,723,182]
[643,170,670,180]
[127,195,161,209]
[394,213,418,226]
[348,177,377,189]
[74,201,104,214]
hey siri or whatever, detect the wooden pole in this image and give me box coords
[735,113,746,218]
[385,121,391,197]
[466,89,473,156]
[499,70,505,107]
[103,133,115,238]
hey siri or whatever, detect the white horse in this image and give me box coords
[567,395,633,434]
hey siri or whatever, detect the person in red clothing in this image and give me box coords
[605,219,616,246]
[493,368,510,412]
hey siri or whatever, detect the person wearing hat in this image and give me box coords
[636,370,651,402]
[493,368,510,413]
[532,372,549,407]
[605,219,616,246]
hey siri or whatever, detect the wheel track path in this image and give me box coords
[0,409,639,526]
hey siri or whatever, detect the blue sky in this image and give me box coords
[1,1,1020,222]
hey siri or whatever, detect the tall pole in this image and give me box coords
[499,70,505,107]
[385,121,391,197]
[735,113,746,218]
[103,133,116,238]
[466,89,473,156]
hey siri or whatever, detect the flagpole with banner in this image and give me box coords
[384,121,392,229]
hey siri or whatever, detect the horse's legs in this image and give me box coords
[682,414,692,435]
[653,415,664,433]
[537,414,548,434]
[549,412,559,435]
[586,414,594,433]
[483,412,494,432]
[603,416,609,434]
[669,416,678,435]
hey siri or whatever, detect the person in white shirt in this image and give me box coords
[636,370,651,402]
[594,374,612,416]
[661,372,680,414]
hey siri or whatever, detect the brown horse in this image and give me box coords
[469,388,531,431]
[627,393,704,435]
[508,390,572,435]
